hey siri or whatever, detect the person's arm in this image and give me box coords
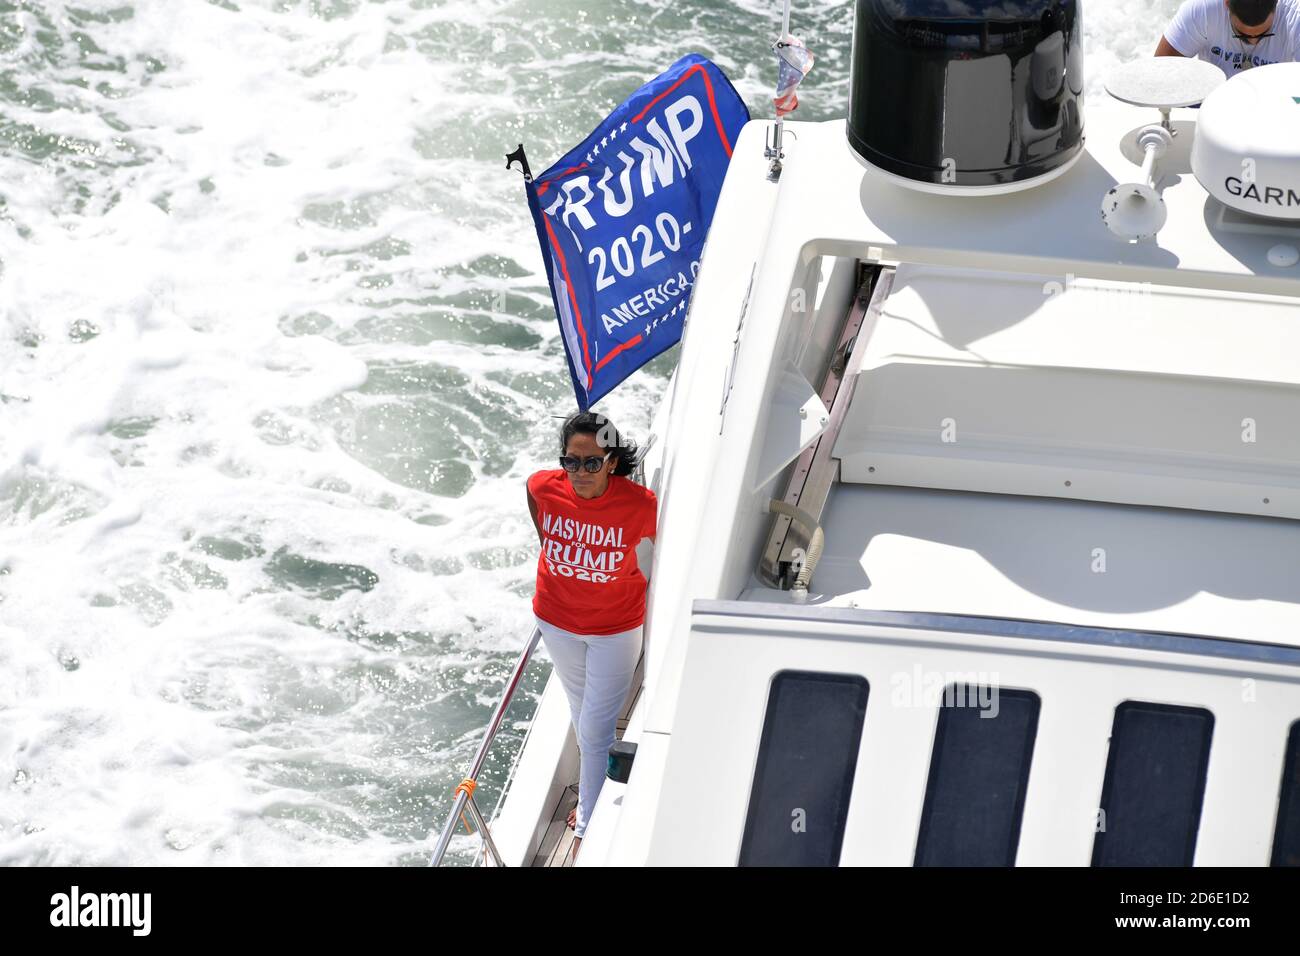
[643,494,657,545]
[1155,35,1187,56]
[1158,0,1203,58]
[526,485,542,543]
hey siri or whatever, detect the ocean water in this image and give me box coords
[0,0,1170,865]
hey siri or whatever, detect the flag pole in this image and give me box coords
[767,0,793,181]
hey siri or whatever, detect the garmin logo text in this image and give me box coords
[50,886,151,936]
[1225,176,1300,207]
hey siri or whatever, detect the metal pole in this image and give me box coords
[430,788,471,867]
[429,625,543,866]
[465,797,505,867]
[768,0,794,181]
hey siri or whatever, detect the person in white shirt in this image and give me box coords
[1156,0,1300,76]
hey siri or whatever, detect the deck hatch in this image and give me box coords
[1271,721,1300,867]
[738,670,869,866]
[915,686,1040,867]
[1092,701,1214,867]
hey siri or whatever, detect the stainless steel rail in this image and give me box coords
[429,624,543,866]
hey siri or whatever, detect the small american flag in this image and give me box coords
[773,34,814,118]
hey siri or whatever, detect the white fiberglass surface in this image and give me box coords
[742,483,1300,647]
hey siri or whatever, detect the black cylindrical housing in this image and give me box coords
[848,0,1085,189]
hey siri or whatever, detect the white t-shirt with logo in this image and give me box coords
[1165,0,1300,76]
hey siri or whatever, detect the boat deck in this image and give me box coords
[747,255,1300,646]
[529,653,645,867]
[741,481,1300,648]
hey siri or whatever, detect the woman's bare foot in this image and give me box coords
[567,807,577,829]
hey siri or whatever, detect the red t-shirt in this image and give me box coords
[528,469,658,635]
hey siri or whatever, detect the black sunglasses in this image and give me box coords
[559,452,613,473]
[1233,29,1274,43]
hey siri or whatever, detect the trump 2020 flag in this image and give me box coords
[524,53,749,410]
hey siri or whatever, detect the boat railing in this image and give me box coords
[429,624,542,866]
[633,433,656,487]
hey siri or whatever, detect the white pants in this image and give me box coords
[535,615,643,839]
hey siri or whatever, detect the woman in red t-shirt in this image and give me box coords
[526,412,657,861]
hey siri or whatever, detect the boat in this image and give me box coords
[433,0,1300,867]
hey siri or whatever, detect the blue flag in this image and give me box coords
[525,54,749,410]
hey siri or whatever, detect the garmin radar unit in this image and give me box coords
[1192,62,1300,222]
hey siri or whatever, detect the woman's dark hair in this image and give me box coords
[559,411,638,477]
[1230,0,1277,26]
